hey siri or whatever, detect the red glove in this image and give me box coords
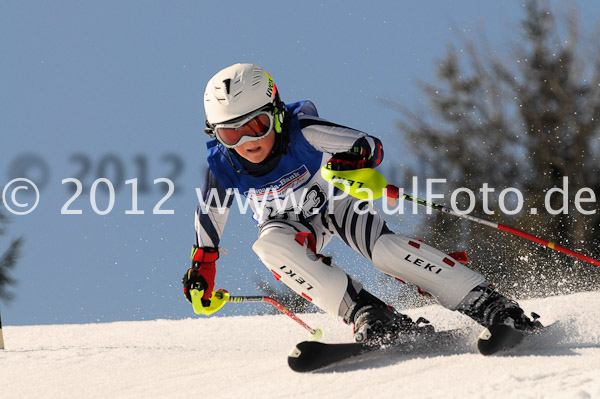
[327,137,384,171]
[328,143,378,171]
[182,246,219,306]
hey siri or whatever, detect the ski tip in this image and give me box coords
[287,341,326,373]
[477,324,525,356]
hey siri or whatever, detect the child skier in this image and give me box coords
[182,63,541,345]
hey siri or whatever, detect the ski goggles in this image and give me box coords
[212,107,275,149]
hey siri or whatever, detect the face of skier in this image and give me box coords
[233,130,276,164]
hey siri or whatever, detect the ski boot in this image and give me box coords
[346,290,434,345]
[458,283,543,355]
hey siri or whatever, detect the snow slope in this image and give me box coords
[1,291,599,399]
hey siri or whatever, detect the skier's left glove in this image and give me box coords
[327,147,373,171]
[182,246,219,306]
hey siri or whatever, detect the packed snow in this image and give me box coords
[1,290,599,399]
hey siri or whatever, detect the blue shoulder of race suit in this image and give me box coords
[284,100,319,117]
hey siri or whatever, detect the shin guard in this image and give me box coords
[253,230,350,317]
[372,234,485,309]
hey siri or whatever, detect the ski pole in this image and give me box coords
[191,288,323,340]
[225,293,323,339]
[321,166,600,267]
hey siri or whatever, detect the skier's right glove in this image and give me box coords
[182,246,219,306]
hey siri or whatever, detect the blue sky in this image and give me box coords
[1,1,598,325]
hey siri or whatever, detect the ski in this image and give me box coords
[477,324,525,355]
[288,328,464,373]
[477,321,557,356]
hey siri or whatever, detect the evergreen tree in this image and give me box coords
[0,209,22,302]
[391,0,600,297]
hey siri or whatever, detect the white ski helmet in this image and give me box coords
[204,63,281,125]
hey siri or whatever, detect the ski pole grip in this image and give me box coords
[191,289,230,315]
